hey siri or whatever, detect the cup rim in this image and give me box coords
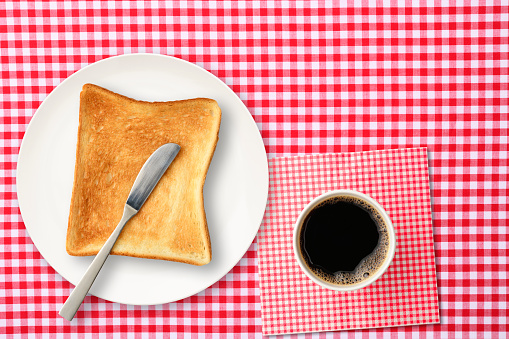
[293,189,396,292]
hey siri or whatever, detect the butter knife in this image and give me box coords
[59,142,181,321]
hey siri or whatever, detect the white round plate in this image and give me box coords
[17,54,268,305]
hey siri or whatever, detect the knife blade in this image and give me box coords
[59,142,181,321]
[126,143,181,211]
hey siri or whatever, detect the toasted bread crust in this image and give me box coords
[66,84,220,265]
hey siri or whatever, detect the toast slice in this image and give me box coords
[66,83,221,265]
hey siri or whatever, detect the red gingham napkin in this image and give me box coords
[258,147,440,335]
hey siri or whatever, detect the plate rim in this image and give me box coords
[16,53,268,305]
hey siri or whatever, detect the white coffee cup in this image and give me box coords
[293,190,396,291]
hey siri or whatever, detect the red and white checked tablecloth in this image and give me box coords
[1,1,507,338]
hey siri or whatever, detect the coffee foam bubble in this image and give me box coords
[300,195,390,286]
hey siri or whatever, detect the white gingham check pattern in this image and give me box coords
[1,0,508,337]
[258,147,440,335]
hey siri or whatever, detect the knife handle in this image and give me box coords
[59,205,137,321]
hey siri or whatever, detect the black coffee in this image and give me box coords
[299,196,389,285]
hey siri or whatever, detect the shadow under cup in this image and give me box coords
[293,190,396,291]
